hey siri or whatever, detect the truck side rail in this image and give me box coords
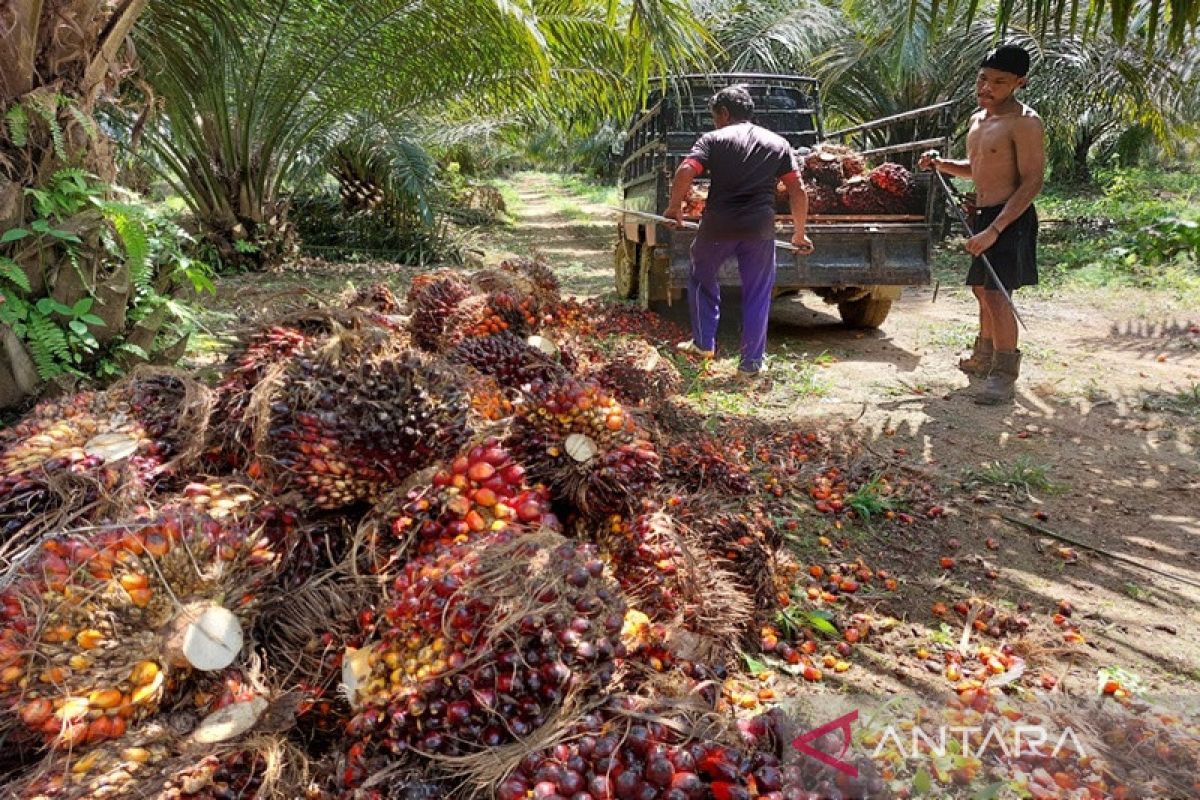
[824,101,956,140]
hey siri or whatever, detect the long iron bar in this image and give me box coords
[609,206,801,252]
[930,169,1028,331]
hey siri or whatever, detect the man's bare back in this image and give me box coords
[968,103,1043,207]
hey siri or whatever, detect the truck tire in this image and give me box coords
[615,239,640,300]
[837,296,893,328]
[638,245,672,310]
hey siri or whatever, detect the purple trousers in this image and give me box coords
[687,238,776,372]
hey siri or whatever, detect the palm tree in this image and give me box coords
[1022,12,1198,181]
[120,0,708,268]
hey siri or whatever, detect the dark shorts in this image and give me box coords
[966,204,1038,292]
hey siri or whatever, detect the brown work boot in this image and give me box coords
[958,336,994,378]
[975,350,1021,405]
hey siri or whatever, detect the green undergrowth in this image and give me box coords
[933,167,1200,303]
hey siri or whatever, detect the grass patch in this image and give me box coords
[696,387,757,416]
[770,357,832,400]
[1123,582,1150,601]
[965,455,1058,498]
[547,173,619,207]
[922,320,975,350]
[1141,383,1200,417]
[935,168,1200,304]
[845,473,903,522]
[549,199,594,222]
[494,180,524,220]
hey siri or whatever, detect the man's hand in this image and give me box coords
[664,204,684,229]
[965,226,999,256]
[917,149,940,172]
[792,230,814,253]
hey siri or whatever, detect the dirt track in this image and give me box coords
[487,172,1200,697]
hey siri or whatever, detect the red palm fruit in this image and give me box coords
[868,162,913,196]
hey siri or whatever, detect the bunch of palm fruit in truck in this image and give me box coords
[615,73,953,328]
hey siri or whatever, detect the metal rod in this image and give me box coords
[1000,514,1200,590]
[929,169,1028,331]
[609,206,801,252]
[858,137,949,159]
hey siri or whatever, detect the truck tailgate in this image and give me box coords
[668,223,933,289]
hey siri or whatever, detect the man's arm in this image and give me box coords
[665,158,702,225]
[932,157,973,179]
[782,173,814,252]
[918,151,972,178]
[919,113,980,178]
[965,115,1045,256]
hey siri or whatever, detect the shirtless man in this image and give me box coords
[920,44,1045,404]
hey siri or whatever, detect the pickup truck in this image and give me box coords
[615,73,952,327]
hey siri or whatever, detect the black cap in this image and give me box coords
[980,44,1030,77]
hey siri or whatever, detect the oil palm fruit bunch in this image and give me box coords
[0,511,279,753]
[836,176,891,214]
[603,506,755,662]
[441,290,540,351]
[447,331,567,389]
[0,373,203,540]
[255,567,374,751]
[209,324,314,471]
[599,507,690,621]
[507,379,660,518]
[379,437,557,561]
[868,162,914,198]
[571,441,662,518]
[661,437,753,496]
[500,256,562,309]
[509,379,639,454]
[0,392,111,538]
[839,148,867,178]
[263,352,470,509]
[349,282,402,314]
[804,182,839,215]
[405,270,472,351]
[167,481,324,590]
[590,338,682,406]
[678,504,787,618]
[342,532,626,782]
[581,298,689,348]
[494,701,768,800]
[469,262,556,320]
[799,146,842,187]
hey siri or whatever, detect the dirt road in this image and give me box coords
[487,172,1200,697]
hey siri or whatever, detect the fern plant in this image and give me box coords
[1,170,214,383]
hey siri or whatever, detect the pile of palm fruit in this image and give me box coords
[797,144,923,216]
[4,254,1141,799]
[0,370,209,545]
[678,145,923,219]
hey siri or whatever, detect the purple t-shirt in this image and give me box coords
[686,121,799,240]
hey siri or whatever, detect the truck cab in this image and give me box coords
[615,73,952,327]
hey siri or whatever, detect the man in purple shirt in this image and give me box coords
[665,85,813,379]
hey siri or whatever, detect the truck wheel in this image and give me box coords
[615,240,640,300]
[837,297,893,328]
[638,245,672,310]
